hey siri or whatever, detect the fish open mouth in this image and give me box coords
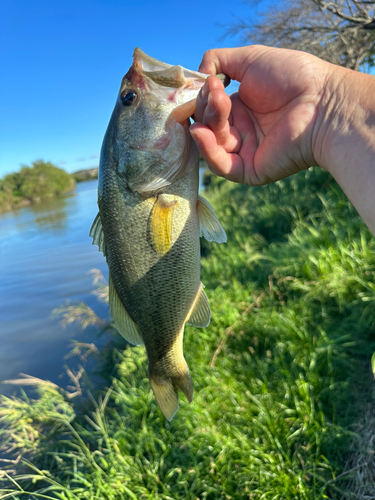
[124,49,230,193]
[132,48,230,104]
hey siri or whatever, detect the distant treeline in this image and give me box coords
[0,160,76,213]
[72,167,98,182]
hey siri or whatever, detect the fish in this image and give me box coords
[90,48,228,420]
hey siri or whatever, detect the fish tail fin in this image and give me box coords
[149,365,193,421]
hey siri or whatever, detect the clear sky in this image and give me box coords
[0,0,265,177]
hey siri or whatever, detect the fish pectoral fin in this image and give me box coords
[89,212,107,256]
[186,282,211,328]
[197,195,227,244]
[109,274,144,346]
[150,367,193,421]
[151,194,176,256]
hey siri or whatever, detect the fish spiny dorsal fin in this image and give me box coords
[89,212,107,256]
[109,274,144,346]
[151,194,177,256]
[186,282,211,328]
[197,195,227,244]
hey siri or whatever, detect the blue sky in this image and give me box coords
[0,0,265,177]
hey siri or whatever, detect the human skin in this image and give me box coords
[190,46,375,235]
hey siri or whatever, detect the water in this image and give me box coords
[0,180,109,395]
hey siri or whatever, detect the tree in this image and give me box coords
[0,160,75,212]
[229,0,375,70]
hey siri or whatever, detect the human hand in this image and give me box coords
[190,46,334,185]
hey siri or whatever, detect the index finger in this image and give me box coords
[198,45,270,81]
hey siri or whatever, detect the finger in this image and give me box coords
[190,124,244,184]
[202,89,239,152]
[194,76,239,152]
[198,46,270,81]
[194,76,225,123]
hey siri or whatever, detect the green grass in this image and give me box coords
[1,167,375,499]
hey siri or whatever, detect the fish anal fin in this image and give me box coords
[109,274,144,346]
[151,194,177,256]
[186,282,211,328]
[149,368,193,421]
[89,212,107,256]
[197,195,227,244]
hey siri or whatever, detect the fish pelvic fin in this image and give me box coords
[149,357,193,421]
[109,274,144,346]
[197,195,227,244]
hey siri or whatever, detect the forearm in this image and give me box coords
[314,66,375,235]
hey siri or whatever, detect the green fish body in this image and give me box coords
[90,48,227,420]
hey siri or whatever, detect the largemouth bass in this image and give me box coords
[90,48,228,420]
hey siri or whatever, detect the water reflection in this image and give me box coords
[0,180,109,396]
[30,193,75,231]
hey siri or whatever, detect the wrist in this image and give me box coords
[312,65,375,234]
[313,65,375,177]
[311,64,348,175]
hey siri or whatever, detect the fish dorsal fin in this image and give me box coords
[186,282,211,328]
[89,213,107,256]
[151,194,177,256]
[197,195,227,244]
[109,274,144,346]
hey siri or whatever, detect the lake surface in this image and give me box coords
[0,180,109,395]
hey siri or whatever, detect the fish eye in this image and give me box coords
[120,89,138,106]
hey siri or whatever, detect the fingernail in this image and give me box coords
[206,93,216,116]
[201,82,209,101]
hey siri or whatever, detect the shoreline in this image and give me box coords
[0,185,77,215]
[0,166,98,216]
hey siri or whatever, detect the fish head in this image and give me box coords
[101,48,230,193]
[115,48,205,142]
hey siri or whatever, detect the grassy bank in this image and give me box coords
[1,168,375,499]
[0,160,75,214]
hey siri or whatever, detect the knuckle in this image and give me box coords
[203,49,216,60]
[200,49,219,74]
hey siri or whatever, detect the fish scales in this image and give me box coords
[100,156,200,361]
[91,48,228,420]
